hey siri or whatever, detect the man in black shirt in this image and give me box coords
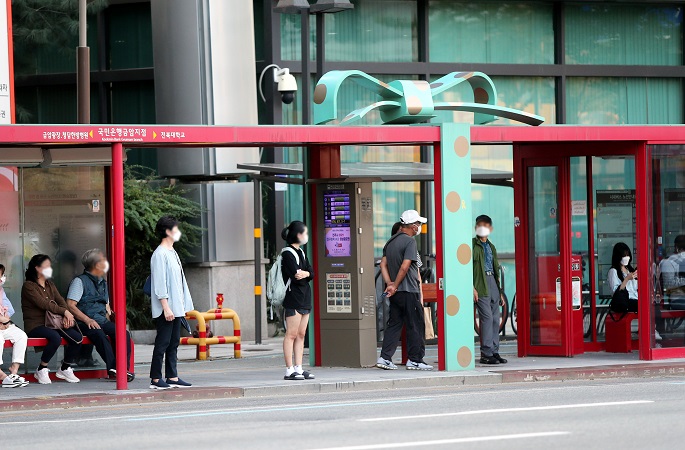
[376,210,433,371]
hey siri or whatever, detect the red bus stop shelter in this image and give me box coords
[2,123,685,390]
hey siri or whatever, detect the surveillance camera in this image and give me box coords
[276,68,297,105]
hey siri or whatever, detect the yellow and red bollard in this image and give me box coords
[180,293,242,360]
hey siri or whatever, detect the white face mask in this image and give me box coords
[0,275,6,285]
[299,234,309,245]
[41,267,53,280]
[102,261,110,273]
[172,230,182,242]
[414,224,422,236]
[621,256,631,266]
[476,226,491,238]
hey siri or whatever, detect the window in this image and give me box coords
[565,4,682,65]
[429,1,554,64]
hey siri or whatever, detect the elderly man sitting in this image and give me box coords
[67,249,133,381]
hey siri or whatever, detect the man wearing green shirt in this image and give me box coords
[472,215,507,365]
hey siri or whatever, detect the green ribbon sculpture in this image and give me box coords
[313,70,544,126]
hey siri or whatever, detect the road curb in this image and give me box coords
[495,362,685,383]
[240,373,503,397]
[0,387,242,412]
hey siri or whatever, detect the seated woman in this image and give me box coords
[0,263,29,388]
[21,254,82,385]
[607,242,639,313]
[607,242,662,341]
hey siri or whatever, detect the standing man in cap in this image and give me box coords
[473,215,507,365]
[376,210,433,371]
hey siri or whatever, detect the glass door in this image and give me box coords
[520,159,573,356]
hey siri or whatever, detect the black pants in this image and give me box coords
[380,292,425,362]
[28,326,82,365]
[81,321,132,371]
[150,316,181,380]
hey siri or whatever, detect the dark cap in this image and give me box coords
[475,214,492,225]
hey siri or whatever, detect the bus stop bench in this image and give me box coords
[3,336,135,381]
[605,312,639,353]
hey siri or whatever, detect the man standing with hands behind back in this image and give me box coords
[473,215,507,365]
[376,210,433,371]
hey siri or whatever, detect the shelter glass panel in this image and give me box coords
[651,145,685,350]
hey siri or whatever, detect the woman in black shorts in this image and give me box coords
[281,221,315,380]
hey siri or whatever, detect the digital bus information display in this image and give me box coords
[323,190,351,257]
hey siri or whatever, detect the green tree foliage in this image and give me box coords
[11,0,109,121]
[124,165,202,329]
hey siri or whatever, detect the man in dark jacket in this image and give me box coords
[472,215,507,365]
[66,248,133,381]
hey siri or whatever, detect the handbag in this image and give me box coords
[45,300,83,344]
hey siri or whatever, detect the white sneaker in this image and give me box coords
[655,330,663,341]
[56,367,80,383]
[2,374,29,388]
[36,367,51,384]
[406,360,433,371]
[376,357,398,370]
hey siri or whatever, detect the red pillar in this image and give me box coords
[110,142,128,389]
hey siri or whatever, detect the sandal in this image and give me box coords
[302,371,315,380]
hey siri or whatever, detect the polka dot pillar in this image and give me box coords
[439,123,474,371]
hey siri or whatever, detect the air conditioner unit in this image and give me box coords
[40,147,128,167]
[0,147,44,167]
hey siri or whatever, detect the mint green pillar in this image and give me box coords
[439,123,475,371]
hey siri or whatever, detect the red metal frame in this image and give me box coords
[635,142,653,361]
[110,143,127,389]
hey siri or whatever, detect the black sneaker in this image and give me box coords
[493,353,508,364]
[166,378,192,388]
[109,369,136,382]
[479,355,500,365]
[150,379,172,390]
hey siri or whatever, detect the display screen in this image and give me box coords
[323,191,351,257]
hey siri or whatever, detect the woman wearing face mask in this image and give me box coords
[21,254,82,384]
[608,242,663,342]
[280,221,315,380]
[608,242,639,313]
[149,216,194,390]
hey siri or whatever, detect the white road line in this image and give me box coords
[359,400,654,422]
[310,431,570,450]
[0,397,433,426]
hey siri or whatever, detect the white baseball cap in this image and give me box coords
[400,210,427,225]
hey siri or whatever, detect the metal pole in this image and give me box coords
[300,10,311,124]
[316,13,325,83]
[254,178,263,344]
[77,0,90,124]
[110,142,127,390]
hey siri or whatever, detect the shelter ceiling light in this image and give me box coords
[310,0,354,13]
[273,0,310,14]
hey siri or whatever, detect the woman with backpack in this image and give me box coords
[280,221,315,381]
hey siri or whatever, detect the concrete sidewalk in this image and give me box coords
[2,339,684,411]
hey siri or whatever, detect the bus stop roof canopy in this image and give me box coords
[237,162,513,185]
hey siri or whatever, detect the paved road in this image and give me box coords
[1,377,683,449]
